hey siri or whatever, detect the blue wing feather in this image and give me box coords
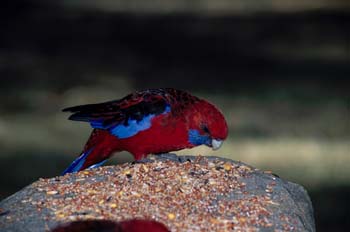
[63,91,171,133]
[110,105,171,139]
[90,120,106,129]
[66,97,172,139]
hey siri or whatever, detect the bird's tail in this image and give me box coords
[62,130,117,175]
[62,148,102,175]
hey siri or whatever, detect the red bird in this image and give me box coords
[62,88,228,174]
[52,219,170,232]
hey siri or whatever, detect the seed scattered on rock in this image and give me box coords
[123,169,131,175]
[46,191,58,195]
[167,213,176,220]
[223,162,232,171]
[20,156,301,231]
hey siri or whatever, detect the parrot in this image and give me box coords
[62,88,228,174]
[52,219,170,232]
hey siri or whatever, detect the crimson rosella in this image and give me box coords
[62,88,228,174]
[52,219,170,232]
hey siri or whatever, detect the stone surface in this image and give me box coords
[0,154,315,231]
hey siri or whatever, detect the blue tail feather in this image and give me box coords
[88,159,107,169]
[62,148,94,175]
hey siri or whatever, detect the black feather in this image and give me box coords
[62,89,174,130]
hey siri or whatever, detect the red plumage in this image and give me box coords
[63,88,228,174]
[52,219,170,232]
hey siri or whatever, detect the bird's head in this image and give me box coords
[186,100,228,150]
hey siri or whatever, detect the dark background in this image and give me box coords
[1,0,349,231]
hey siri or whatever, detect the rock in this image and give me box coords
[0,154,315,231]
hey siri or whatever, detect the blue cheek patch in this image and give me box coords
[110,105,171,139]
[188,129,211,146]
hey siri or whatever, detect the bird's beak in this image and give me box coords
[211,139,223,150]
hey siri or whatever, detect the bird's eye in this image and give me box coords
[201,124,210,134]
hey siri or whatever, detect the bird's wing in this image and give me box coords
[63,91,171,138]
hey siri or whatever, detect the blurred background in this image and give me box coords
[1,0,349,231]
